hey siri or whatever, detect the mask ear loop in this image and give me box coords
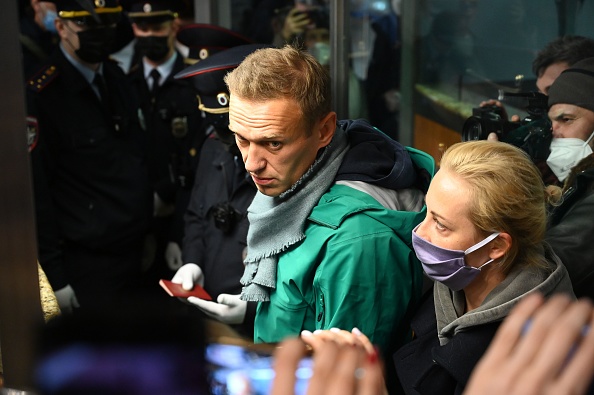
[464,232,500,255]
[465,232,500,271]
[583,130,594,147]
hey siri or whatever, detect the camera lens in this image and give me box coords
[461,117,484,141]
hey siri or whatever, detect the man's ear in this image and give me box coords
[489,232,512,260]
[55,18,68,40]
[317,111,337,148]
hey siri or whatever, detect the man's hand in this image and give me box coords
[171,263,204,289]
[54,284,80,314]
[464,293,594,395]
[479,99,521,122]
[281,7,312,41]
[165,242,183,271]
[271,337,387,395]
[187,293,247,324]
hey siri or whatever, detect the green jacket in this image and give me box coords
[254,147,434,352]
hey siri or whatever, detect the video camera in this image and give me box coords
[462,90,552,161]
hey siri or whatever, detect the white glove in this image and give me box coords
[165,242,183,271]
[171,263,204,290]
[187,293,247,324]
[54,284,80,314]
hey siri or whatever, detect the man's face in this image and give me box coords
[536,62,569,95]
[229,96,335,197]
[548,103,594,142]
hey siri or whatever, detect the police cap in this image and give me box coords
[175,43,271,114]
[47,0,122,26]
[121,0,181,24]
[176,24,253,64]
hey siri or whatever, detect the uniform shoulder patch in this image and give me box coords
[27,65,59,93]
[26,116,39,152]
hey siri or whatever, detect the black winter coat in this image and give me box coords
[393,291,500,395]
[546,154,594,300]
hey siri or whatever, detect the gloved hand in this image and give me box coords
[187,293,247,325]
[165,242,183,271]
[171,263,204,289]
[54,284,80,314]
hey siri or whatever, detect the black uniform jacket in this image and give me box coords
[393,290,500,395]
[182,136,257,337]
[27,48,151,289]
[128,52,206,206]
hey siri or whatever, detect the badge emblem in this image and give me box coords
[171,116,188,138]
[95,0,106,8]
[143,3,152,13]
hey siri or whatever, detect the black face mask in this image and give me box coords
[75,26,117,63]
[134,36,170,62]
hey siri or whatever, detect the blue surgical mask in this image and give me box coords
[43,9,58,34]
[412,224,500,291]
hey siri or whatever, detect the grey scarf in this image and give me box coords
[239,127,349,302]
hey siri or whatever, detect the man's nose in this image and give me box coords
[242,144,265,173]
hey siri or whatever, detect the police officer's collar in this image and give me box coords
[59,43,104,84]
[142,50,177,81]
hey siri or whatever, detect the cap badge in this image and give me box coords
[143,3,152,13]
[217,93,229,107]
[95,0,106,8]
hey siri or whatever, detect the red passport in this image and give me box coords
[159,279,212,301]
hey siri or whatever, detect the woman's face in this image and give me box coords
[415,169,492,268]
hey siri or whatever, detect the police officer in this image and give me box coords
[128,22,254,279]
[27,0,152,313]
[124,0,208,282]
[171,44,269,338]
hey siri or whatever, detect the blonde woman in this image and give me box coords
[392,140,575,394]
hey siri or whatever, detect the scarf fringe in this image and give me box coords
[240,283,271,302]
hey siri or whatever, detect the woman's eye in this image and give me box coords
[434,218,446,231]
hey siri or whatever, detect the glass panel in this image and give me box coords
[348,0,401,139]
[409,0,594,141]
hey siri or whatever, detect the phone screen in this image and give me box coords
[205,343,313,395]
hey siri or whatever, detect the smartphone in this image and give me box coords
[159,278,213,300]
[205,343,313,395]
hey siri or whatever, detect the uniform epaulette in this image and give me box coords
[27,65,59,93]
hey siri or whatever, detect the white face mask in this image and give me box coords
[546,131,594,182]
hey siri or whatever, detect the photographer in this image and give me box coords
[542,57,594,301]
[480,35,594,186]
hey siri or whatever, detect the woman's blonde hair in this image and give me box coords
[224,45,331,131]
[440,141,554,272]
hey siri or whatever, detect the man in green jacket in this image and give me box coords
[172,45,433,354]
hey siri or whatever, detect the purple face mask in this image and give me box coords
[412,224,500,291]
